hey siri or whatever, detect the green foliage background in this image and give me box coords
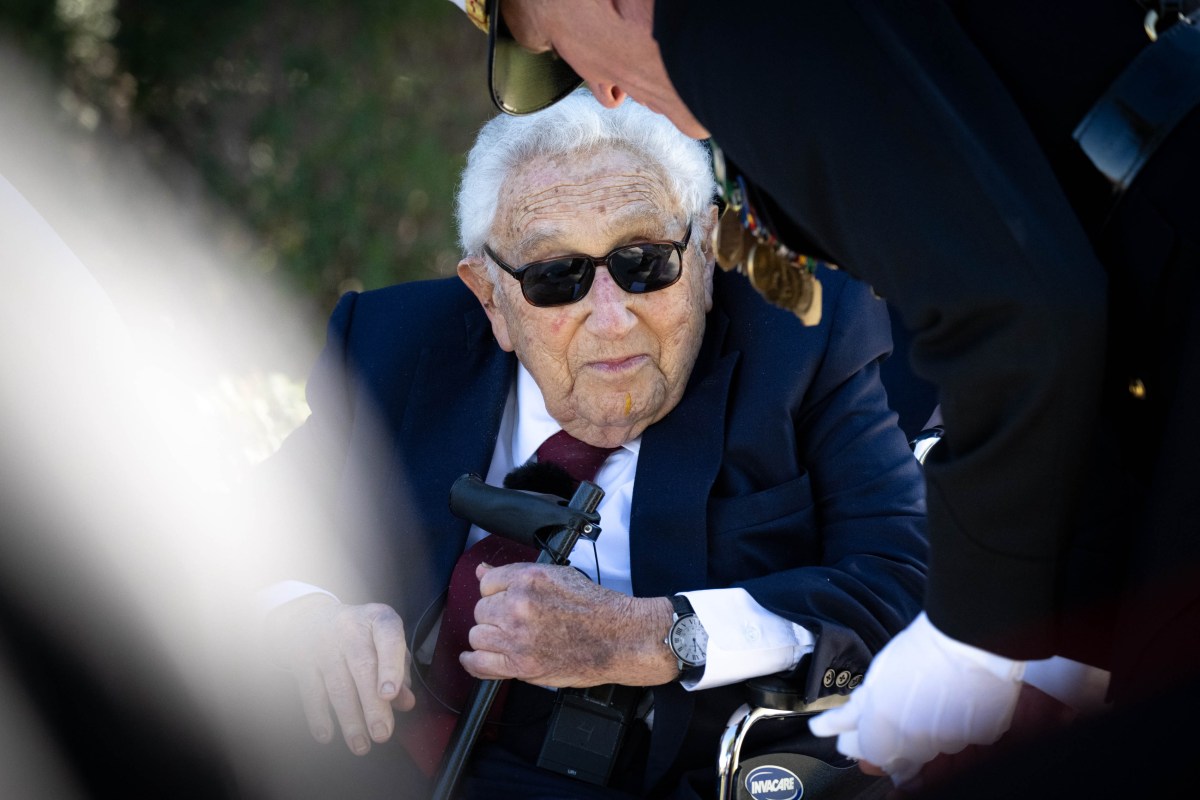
[1,0,496,316]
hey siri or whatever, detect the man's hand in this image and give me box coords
[460,562,677,687]
[265,594,415,755]
[807,612,1024,787]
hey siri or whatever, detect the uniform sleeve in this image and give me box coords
[656,0,1107,657]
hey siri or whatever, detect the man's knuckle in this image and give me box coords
[300,682,328,705]
[526,564,554,584]
[346,653,378,677]
[510,595,535,619]
[323,673,354,698]
[314,650,344,673]
[365,602,398,623]
[333,612,365,635]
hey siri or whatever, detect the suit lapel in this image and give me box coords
[630,306,735,598]
[631,306,738,789]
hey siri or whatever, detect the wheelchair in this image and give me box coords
[716,672,891,800]
[715,422,943,800]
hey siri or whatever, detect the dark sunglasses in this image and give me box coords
[483,223,692,307]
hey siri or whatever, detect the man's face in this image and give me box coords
[499,0,711,139]
[458,148,715,448]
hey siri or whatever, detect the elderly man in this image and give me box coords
[450,0,1200,794]
[261,90,926,798]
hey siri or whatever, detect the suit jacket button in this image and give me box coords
[835,670,852,688]
[823,668,836,688]
[848,673,863,689]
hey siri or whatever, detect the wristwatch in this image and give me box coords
[665,594,708,681]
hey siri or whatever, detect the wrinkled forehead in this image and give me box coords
[492,147,683,257]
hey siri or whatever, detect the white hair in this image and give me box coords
[455,88,716,258]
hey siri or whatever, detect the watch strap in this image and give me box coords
[670,593,695,618]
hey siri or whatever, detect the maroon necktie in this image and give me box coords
[533,428,622,485]
[402,430,620,776]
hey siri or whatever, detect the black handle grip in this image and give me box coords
[448,473,601,552]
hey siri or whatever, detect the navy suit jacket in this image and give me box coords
[270,267,927,793]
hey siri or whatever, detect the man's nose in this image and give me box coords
[584,268,636,335]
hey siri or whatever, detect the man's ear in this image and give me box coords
[457,257,515,351]
[700,204,718,311]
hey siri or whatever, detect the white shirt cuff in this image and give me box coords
[255,580,338,624]
[679,588,813,690]
[1021,655,1111,713]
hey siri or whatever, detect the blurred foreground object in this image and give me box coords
[0,0,494,310]
[0,36,388,799]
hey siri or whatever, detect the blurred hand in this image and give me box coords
[808,612,1024,787]
[865,682,1080,797]
[265,594,415,755]
[460,562,676,687]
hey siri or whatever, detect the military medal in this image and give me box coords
[709,141,829,326]
[713,203,747,271]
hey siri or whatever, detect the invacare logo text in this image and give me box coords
[745,765,802,800]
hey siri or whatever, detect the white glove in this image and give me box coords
[808,612,1025,786]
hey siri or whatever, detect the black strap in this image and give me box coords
[1073,18,1200,194]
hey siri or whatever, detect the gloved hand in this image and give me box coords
[808,612,1025,787]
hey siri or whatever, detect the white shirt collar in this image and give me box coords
[513,363,641,463]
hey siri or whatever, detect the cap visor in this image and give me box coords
[488,14,582,115]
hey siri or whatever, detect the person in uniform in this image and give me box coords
[449,0,1200,793]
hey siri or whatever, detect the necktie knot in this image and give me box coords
[536,429,621,484]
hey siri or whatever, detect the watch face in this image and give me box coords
[669,615,708,666]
